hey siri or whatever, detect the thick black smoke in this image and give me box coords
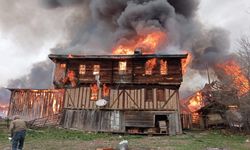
[0,0,232,103]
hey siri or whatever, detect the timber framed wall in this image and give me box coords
[63,86,179,110]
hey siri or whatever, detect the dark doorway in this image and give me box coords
[155,115,168,134]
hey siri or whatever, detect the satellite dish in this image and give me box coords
[96,99,108,107]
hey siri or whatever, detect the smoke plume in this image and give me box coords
[0,0,232,103]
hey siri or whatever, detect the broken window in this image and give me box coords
[145,58,157,75]
[119,61,127,74]
[63,70,77,87]
[160,60,167,75]
[90,84,99,100]
[93,65,100,75]
[145,88,153,102]
[156,88,165,101]
[54,63,66,84]
[79,65,86,75]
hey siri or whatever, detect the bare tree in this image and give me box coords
[237,35,250,82]
[237,35,250,131]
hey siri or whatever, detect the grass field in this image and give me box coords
[0,120,250,150]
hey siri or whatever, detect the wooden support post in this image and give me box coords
[110,89,123,108]
[7,91,14,117]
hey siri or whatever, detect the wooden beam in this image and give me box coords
[110,89,123,108]
[125,90,139,109]
[66,89,75,108]
[7,91,14,117]
[161,90,176,109]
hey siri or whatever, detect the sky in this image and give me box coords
[0,0,250,88]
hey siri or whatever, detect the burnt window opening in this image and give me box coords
[90,84,99,101]
[119,61,127,74]
[145,58,157,75]
[145,88,153,102]
[160,60,168,75]
[157,88,165,101]
[60,63,66,68]
[63,70,77,87]
[93,65,100,75]
[102,84,110,98]
[79,65,86,75]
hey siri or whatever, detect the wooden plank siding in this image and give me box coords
[8,89,64,121]
[61,109,181,134]
[64,86,179,111]
[61,109,125,132]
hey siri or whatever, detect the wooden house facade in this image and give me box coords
[49,54,187,135]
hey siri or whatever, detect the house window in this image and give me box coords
[93,65,100,75]
[90,84,98,100]
[145,88,153,102]
[160,60,167,75]
[145,58,157,75]
[157,88,165,101]
[79,65,86,75]
[119,61,127,74]
[60,63,66,68]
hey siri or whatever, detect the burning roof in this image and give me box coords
[49,54,188,62]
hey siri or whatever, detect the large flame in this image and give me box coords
[188,92,203,112]
[182,52,192,74]
[217,60,250,96]
[112,31,167,55]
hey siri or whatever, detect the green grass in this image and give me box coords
[166,130,249,150]
[0,120,249,150]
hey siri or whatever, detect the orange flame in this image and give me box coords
[160,59,167,75]
[52,99,57,113]
[188,92,203,112]
[182,52,192,74]
[90,84,99,100]
[63,70,77,87]
[217,60,250,96]
[145,58,157,75]
[102,84,110,97]
[112,31,167,55]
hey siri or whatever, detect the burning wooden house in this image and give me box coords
[48,53,187,135]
